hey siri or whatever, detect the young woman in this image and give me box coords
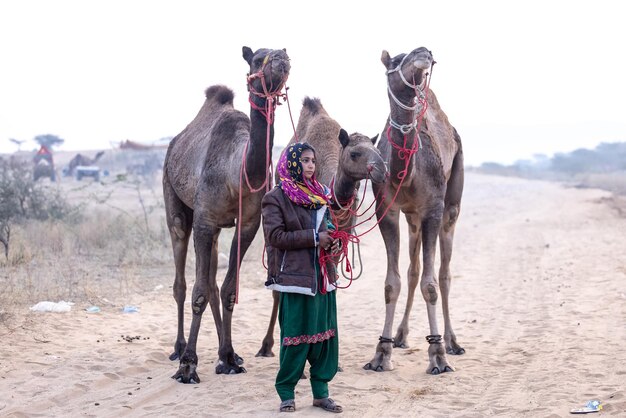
[261,142,343,413]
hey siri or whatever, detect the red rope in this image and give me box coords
[316,69,434,292]
[318,228,359,292]
[334,67,433,242]
[235,58,291,304]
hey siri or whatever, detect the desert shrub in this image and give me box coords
[0,157,81,258]
[475,141,626,197]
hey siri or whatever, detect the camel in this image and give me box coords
[67,151,104,176]
[256,97,388,357]
[162,46,290,383]
[363,47,465,375]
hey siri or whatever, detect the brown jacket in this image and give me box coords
[261,186,337,296]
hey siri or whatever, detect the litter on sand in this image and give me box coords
[85,306,101,313]
[570,400,602,414]
[29,301,74,313]
[122,305,139,313]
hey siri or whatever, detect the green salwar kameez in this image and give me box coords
[275,288,338,401]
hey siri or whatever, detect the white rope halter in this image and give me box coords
[385,53,429,135]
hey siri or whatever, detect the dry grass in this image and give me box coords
[0,172,174,313]
[0,168,257,323]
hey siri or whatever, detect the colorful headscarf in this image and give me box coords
[277,142,330,209]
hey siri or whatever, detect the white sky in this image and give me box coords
[1,0,625,166]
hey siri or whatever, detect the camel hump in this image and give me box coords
[204,85,234,105]
[302,97,325,116]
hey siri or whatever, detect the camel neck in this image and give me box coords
[333,170,357,208]
[387,106,419,182]
[245,97,275,186]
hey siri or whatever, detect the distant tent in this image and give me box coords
[119,139,169,151]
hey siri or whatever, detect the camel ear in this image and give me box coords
[371,134,379,145]
[338,128,350,148]
[242,46,254,65]
[381,50,391,69]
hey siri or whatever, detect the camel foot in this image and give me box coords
[215,359,247,375]
[363,356,393,371]
[427,338,454,375]
[447,346,466,355]
[393,329,408,349]
[428,365,454,375]
[169,340,187,361]
[446,343,466,355]
[234,353,245,366]
[363,340,394,371]
[255,342,275,357]
[171,351,200,384]
[394,341,409,349]
[445,335,465,355]
[363,363,384,372]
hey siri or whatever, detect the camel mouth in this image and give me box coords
[368,166,388,184]
[268,52,291,75]
[264,58,291,92]
[409,47,434,72]
[366,157,388,184]
[412,59,432,71]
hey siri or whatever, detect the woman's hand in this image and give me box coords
[318,231,333,250]
[319,232,341,254]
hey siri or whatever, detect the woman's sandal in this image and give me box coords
[312,397,343,413]
[279,399,296,412]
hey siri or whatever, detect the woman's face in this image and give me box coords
[300,149,316,180]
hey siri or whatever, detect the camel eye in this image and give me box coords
[350,151,361,160]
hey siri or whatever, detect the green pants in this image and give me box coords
[275,335,339,401]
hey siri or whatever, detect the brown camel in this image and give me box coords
[162,46,290,383]
[68,151,104,176]
[256,97,388,357]
[363,47,465,375]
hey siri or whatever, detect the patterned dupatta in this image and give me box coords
[277,142,330,209]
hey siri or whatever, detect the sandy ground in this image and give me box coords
[1,172,625,417]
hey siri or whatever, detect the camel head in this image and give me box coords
[243,46,291,97]
[381,47,434,94]
[337,129,387,184]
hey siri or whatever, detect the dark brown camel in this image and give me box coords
[363,47,464,375]
[162,46,290,383]
[68,151,104,176]
[256,97,387,357]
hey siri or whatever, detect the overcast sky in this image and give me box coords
[1,0,625,166]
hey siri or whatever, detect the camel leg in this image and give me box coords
[439,217,464,355]
[421,214,453,374]
[172,223,222,383]
[215,212,262,374]
[364,208,400,372]
[394,213,422,348]
[256,290,279,357]
[163,175,193,361]
[440,145,464,355]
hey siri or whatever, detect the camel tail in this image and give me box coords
[204,85,234,105]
